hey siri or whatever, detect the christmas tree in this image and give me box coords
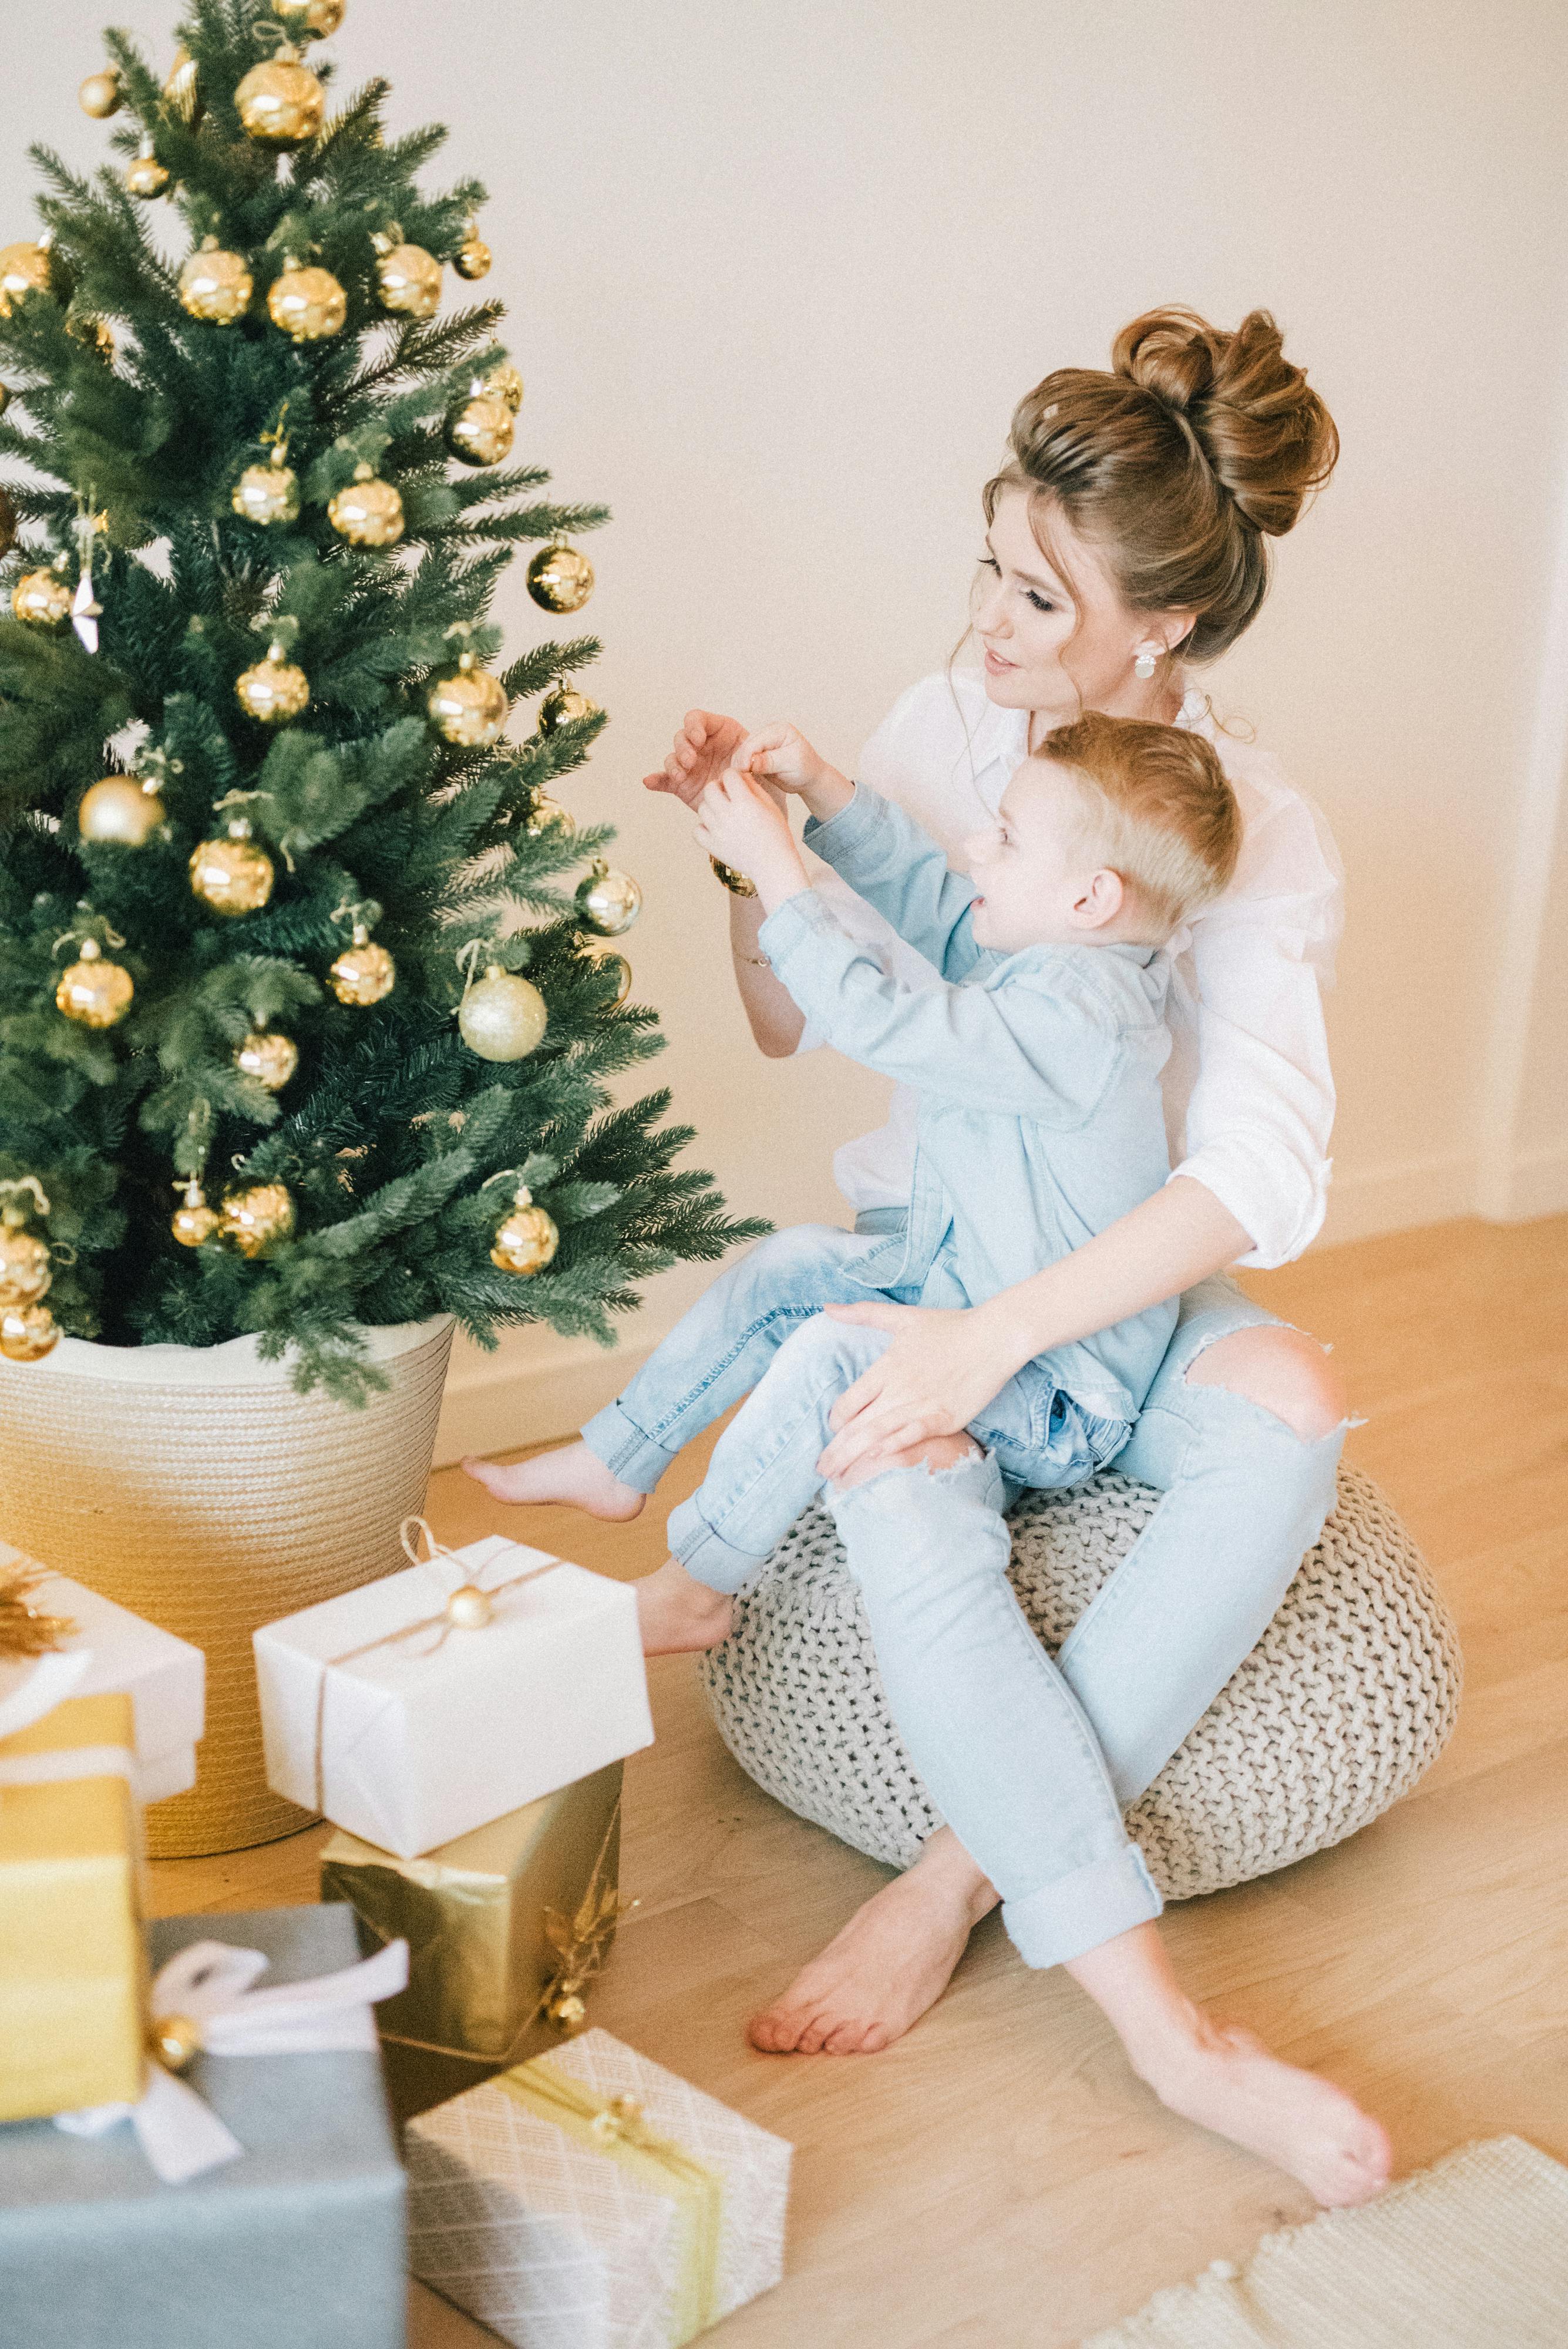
[0,0,762,1399]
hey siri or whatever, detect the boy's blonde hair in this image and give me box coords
[1038,711,1241,934]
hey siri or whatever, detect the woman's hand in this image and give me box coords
[642,710,749,810]
[735,724,855,824]
[814,1296,1028,1480]
[695,770,806,904]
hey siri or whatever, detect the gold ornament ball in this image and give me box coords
[171,1183,219,1248]
[490,1196,559,1277]
[458,965,549,1063]
[267,263,346,341]
[126,144,171,199]
[583,941,632,1009]
[428,661,508,748]
[0,1227,52,1307]
[79,776,165,846]
[329,934,396,1007]
[328,472,404,547]
[231,456,300,526]
[179,243,252,325]
[455,232,492,282]
[484,362,524,413]
[445,1583,492,1631]
[547,1991,587,2031]
[220,1183,296,1257]
[524,791,574,842]
[538,684,597,734]
[272,0,345,33]
[79,68,123,117]
[0,1303,59,1363]
[446,394,514,469]
[236,652,309,725]
[235,56,325,146]
[0,241,53,316]
[190,831,275,916]
[236,1029,299,1091]
[149,2013,201,2071]
[12,570,72,627]
[56,939,133,1028]
[576,861,642,938]
[376,241,441,319]
[164,46,201,123]
[526,544,594,615]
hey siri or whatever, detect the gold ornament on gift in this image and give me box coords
[55,935,134,1028]
[126,137,171,198]
[79,774,165,846]
[0,240,54,314]
[0,487,15,566]
[232,446,300,526]
[446,389,514,469]
[236,1025,299,1091]
[526,541,594,614]
[179,240,252,325]
[79,67,123,117]
[328,465,405,548]
[220,1182,296,1257]
[11,569,72,627]
[189,819,275,916]
[373,227,442,320]
[267,261,346,341]
[272,0,345,35]
[484,361,524,414]
[541,1818,634,2032]
[428,648,509,748]
[486,1177,559,1277]
[576,860,642,937]
[235,49,325,145]
[455,224,492,281]
[456,943,549,1064]
[0,1559,75,1657]
[537,682,597,735]
[171,1176,219,1248]
[236,640,309,724]
[164,45,201,122]
[329,910,396,1006]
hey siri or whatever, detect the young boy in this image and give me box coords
[467,711,1240,1971]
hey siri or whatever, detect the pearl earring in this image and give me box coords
[1133,648,1159,680]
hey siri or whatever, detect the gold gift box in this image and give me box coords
[321,1759,624,2107]
[0,1691,146,2121]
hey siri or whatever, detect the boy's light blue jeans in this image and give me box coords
[581,1226,1345,1972]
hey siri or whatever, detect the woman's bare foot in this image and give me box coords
[748,1828,998,2055]
[462,1441,645,1521]
[1133,2017,1392,2208]
[636,1559,734,1655]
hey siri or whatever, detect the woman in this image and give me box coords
[645,308,1391,2206]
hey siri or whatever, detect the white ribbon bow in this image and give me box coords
[55,1934,409,2186]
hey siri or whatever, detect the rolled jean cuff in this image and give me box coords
[665,1495,768,1596]
[580,1400,681,1495]
[1000,1843,1163,1971]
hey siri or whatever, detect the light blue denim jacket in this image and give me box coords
[756,785,1179,1424]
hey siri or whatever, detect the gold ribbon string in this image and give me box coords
[495,2061,722,2345]
[310,1518,564,1815]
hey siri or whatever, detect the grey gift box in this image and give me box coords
[0,1904,406,2349]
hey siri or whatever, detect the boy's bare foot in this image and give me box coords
[461,1441,645,1522]
[636,1559,734,1656]
[1133,2018,1392,2209]
[748,1828,998,2055]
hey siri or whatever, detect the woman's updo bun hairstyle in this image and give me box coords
[987,307,1340,660]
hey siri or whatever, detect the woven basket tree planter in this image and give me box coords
[0,1314,454,1857]
[699,1464,1462,1901]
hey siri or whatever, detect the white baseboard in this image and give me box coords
[1315,1148,1479,1248]
[1475,1136,1568,1224]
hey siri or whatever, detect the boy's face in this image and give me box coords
[963,760,1111,951]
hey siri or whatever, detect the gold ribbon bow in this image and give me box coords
[496,2059,722,2345]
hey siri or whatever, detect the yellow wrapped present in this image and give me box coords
[0,1690,145,2121]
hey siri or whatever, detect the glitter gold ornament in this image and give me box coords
[164,45,201,123]
[126,137,171,198]
[538,683,597,735]
[428,652,508,748]
[55,937,133,1028]
[0,241,53,315]
[329,918,396,1006]
[236,642,309,724]
[446,393,513,468]
[189,821,275,916]
[581,940,632,1008]
[328,466,404,547]
[576,860,642,938]
[272,0,345,33]
[171,1177,219,1248]
[267,261,346,341]
[1,1303,58,1362]
[79,68,123,117]
[220,1182,295,1257]
[179,240,252,325]
[524,790,574,841]
[374,234,442,320]
[79,775,165,846]
[489,1184,559,1277]
[12,570,72,627]
[235,52,325,146]
[0,489,14,564]
[231,448,300,526]
[455,227,492,282]
[526,543,594,614]
[458,964,548,1063]
[484,362,524,413]
[0,1219,52,1308]
[236,1027,298,1091]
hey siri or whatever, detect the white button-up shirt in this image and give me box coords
[799,668,1343,1270]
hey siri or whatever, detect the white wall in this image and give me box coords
[9,1,1567,1456]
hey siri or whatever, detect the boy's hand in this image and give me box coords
[695,770,808,910]
[732,725,855,824]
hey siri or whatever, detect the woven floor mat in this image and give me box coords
[1084,2137,1568,2348]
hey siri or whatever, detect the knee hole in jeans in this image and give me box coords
[1182,1324,1347,1443]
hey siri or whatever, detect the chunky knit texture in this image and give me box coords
[697,1466,1462,1901]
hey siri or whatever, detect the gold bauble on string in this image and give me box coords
[537,683,597,735]
[329,921,396,1007]
[375,236,442,320]
[79,68,123,117]
[328,467,404,547]
[164,45,201,123]
[490,1186,559,1277]
[524,790,574,841]
[272,0,345,34]
[79,775,165,846]
[581,940,632,1009]
[576,860,642,938]
[267,263,346,341]
[235,53,325,146]
[484,362,524,413]
[457,965,548,1063]
[236,644,309,724]
[1,1303,59,1362]
[427,654,508,748]
[236,1027,299,1091]
[189,823,275,917]
[179,241,252,325]
[55,938,134,1028]
[446,393,514,469]
[126,139,171,199]
[231,450,300,526]
[455,228,492,282]
[12,570,72,627]
[220,1183,295,1258]
[171,1179,219,1248]
[0,1223,52,1308]
[526,543,594,614]
[0,241,53,314]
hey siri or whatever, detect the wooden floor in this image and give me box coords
[147,1215,1568,2347]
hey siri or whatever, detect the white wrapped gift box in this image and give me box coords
[406,2028,792,2349]
[253,1534,654,1859]
[0,1544,204,1802]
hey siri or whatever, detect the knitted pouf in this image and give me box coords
[696,1465,1462,1902]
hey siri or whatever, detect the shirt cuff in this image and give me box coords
[1170,1138,1330,1271]
[756,883,840,974]
[802,782,878,862]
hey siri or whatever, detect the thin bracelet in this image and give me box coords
[733,947,771,968]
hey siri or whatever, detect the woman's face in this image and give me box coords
[973,484,1186,724]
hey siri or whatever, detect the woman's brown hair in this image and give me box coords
[986,308,1340,661]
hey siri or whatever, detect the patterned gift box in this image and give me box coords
[406,2028,792,2347]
